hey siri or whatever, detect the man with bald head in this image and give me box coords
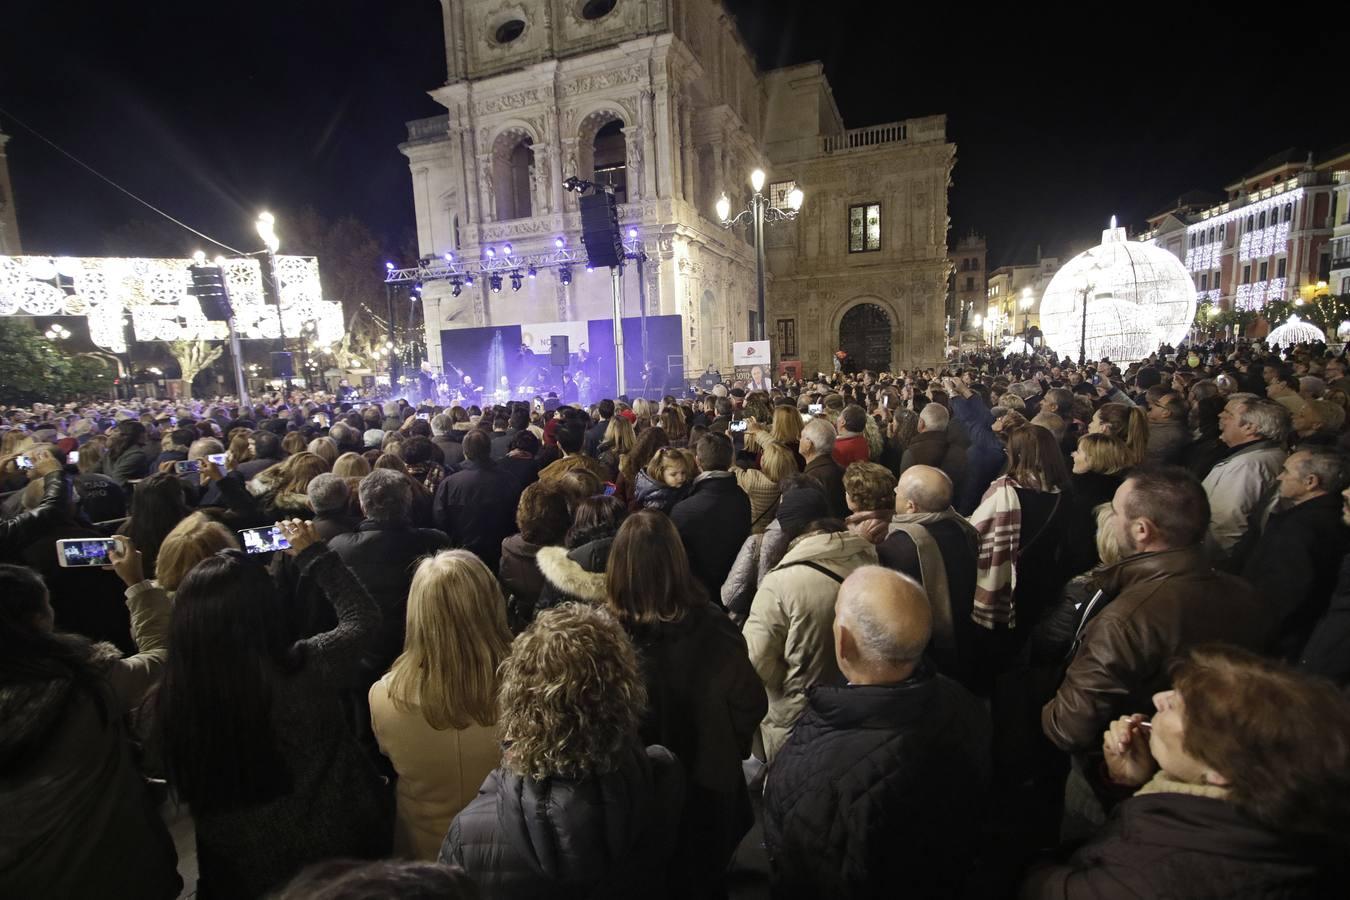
[876,465,980,686]
[763,567,990,899]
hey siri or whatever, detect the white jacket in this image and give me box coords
[1201,440,1286,558]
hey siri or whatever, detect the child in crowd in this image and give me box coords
[633,446,696,512]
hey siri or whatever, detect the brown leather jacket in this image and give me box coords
[1042,546,1272,752]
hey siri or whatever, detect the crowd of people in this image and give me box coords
[3,338,1350,899]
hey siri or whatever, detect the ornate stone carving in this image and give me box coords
[560,65,645,97]
[473,88,543,116]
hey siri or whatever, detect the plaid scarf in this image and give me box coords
[968,474,1023,630]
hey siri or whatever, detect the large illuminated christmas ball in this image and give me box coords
[1267,314,1325,351]
[1039,221,1197,363]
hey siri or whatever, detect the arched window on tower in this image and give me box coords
[591,120,627,204]
[492,135,535,221]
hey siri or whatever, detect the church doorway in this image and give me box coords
[838,303,892,373]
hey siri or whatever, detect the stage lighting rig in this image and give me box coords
[563,176,597,195]
[489,273,503,293]
[510,270,523,292]
[558,265,573,286]
[450,279,463,297]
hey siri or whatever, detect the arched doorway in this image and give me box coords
[838,303,892,373]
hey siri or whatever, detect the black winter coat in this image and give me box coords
[1239,493,1350,661]
[440,743,684,900]
[1020,788,1338,899]
[326,520,452,675]
[763,666,991,899]
[433,460,522,572]
[670,474,751,601]
[1300,552,1350,685]
[628,603,768,896]
[1061,471,1123,577]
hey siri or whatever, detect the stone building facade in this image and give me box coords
[402,0,953,381]
[0,129,21,256]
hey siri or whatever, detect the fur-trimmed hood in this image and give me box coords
[536,541,609,604]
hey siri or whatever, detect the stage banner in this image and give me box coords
[732,340,773,390]
[521,321,590,356]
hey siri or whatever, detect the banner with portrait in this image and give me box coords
[732,340,773,391]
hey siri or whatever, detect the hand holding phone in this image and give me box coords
[174,459,203,475]
[207,453,228,466]
[240,525,291,555]
[57,538,118,568]
[106,535,145,587]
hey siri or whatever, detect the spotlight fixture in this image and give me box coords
[503,244,513,256]
[586,265,594,273]
[444,252,454,262]
[510,270,523,292]
[554,237,565,249]
[489,273,503,293]
[527,266,537,279]
[558,265,573,286]
[451,280,463,297]
[485,247,496,259]
[385,262,395,271]
[628,228,638,239]
[464,274,475,286]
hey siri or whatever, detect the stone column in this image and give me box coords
[622,126,644,201]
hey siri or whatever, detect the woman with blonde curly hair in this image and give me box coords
[155,512,239,594]
[370,550,511,860]
[440,603,683,895]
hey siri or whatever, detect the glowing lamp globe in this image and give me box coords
[1267,315,1326,351]
[1038,220,1197,363]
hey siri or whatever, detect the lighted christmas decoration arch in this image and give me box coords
[1267,314,1326,350]
[1038,220,1197,363]
[0,254,341,354]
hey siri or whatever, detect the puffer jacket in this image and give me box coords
[743,530,878,762]
[720,520,792,617]
[535,538,612,611]
[633,470,688,513]
[1041,546,1273,753]
[1200,439,1286,560]
[439,743,684,899]
[764,665,991,900]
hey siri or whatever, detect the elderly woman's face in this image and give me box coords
[1070,447,1090,475]
[1149,689,1216,785]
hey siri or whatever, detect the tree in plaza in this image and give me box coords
[167,338,224,399]
[0,320,115,404]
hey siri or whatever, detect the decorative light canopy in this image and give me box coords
[0,254,339,354]
[1267,314,1326,350]
[1038,220,1198,363]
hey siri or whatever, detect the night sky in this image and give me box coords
[2,1,1340,268]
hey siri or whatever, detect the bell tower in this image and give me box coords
[0,128,21,255]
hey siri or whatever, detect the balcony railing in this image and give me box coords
[1332,257,1350,271]
[821,122,908,153]
[405,115,449,144]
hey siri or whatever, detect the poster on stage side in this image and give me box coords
[521,321,589,356]
[732,341,771,366]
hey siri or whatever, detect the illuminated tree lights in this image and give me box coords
[0,254,341,354]
[1039,222,1198,363]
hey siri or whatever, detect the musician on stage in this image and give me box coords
[493,376,512,405]
[561,371,579,405]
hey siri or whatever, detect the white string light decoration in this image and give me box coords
[1038,220,1197,363]
[0,254,338,354]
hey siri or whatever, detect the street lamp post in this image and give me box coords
[1019,287,1035,355]
[717,170,803,342]
[256,212,290,392]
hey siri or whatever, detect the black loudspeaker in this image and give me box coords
[188,265,232,322]
[550,335,569,366]
[579,191,623,269]
[270,351,294,378]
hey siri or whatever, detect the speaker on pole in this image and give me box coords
[188,265,233,322]
[270,351,294,379]
[550,335,570,367]
[579,191,623,269]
